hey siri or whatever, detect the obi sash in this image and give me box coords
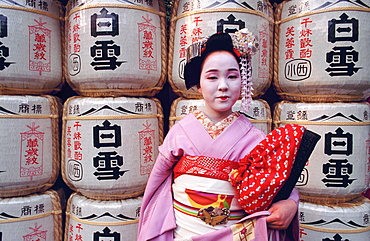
[173,155,239,181]
[173,155,246,229]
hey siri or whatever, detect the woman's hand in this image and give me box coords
[266,199,298,230]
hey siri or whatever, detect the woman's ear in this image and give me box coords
[197,85,202,94]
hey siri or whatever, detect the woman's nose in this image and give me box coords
[218,78,228,91]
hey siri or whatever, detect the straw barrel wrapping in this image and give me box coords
[0,0,63,95]
[64,192,142,241]
[65,0,167,97]
[168,0,273,98]
[273,0,370,102]
[298,197,370,240]
[169,98,272,134]
[0,190,62,241]
[274,101,370,201]
[62,96,164,200]
[0,95,60,197]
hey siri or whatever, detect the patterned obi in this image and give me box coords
[173,155,239,181]
[172,156,247,236]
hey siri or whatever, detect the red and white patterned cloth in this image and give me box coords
[173,156,238,181]
[229,124,306,214]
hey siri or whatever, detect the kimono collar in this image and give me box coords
[193,110,240,139]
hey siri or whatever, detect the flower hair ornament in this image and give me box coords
[184,28,259,113]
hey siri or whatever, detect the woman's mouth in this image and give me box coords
[218,96,228,100]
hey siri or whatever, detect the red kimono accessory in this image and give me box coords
[229,124,306,214]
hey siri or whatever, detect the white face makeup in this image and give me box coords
[198,51,241,123]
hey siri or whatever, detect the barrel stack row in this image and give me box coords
[167,0,370,240]
[0,0,369,241]
[63,0,166,240]
[273,1,370,240]
[0,0,64,238]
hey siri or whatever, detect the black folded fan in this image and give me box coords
[272,129,321,203]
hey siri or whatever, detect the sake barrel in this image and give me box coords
[274,101,370,201]
[0,190,62,241]
[65,192,142,241]
[0,0,63,95]
[65,0,166,97]
[298,197,370,240]
[169,98,272,134]
[0,95,60,197]
[168,0,273,98]
[274,0,370,102]
[62,96,164,200]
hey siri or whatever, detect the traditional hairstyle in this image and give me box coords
[184,29,258,113]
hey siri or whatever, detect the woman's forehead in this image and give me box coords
[202,51,240,71]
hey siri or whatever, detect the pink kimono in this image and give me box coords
[137,113,299,241]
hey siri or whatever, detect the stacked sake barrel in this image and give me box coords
[61,0,166,239]
[0,0,64,239]
[168,0,274,99]
[274,0,369,102]
[61,96,164,200]
[0,190,63,240]
[64,0,167,97]
[0,95,61,197]
[273,1,370,239]
[65,193,142,241]
[0,95,63,240]
[0,0,63,95]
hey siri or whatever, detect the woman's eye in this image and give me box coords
[207,76,218,80]
[228,75,238,79]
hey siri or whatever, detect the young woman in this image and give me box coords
[137,31,299,241]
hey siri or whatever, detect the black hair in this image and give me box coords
[184,33,240,89]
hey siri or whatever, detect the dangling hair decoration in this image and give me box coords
[231,29,259,113]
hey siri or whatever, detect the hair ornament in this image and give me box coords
[186,37,208,63]
[231,28,259,113]
[230,28,259,57]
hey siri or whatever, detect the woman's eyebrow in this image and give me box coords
[204,68,239,73]
[204,68,219,73]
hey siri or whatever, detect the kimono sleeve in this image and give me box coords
[137,121,195,241]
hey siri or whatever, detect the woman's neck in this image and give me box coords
[202,109,233,124]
